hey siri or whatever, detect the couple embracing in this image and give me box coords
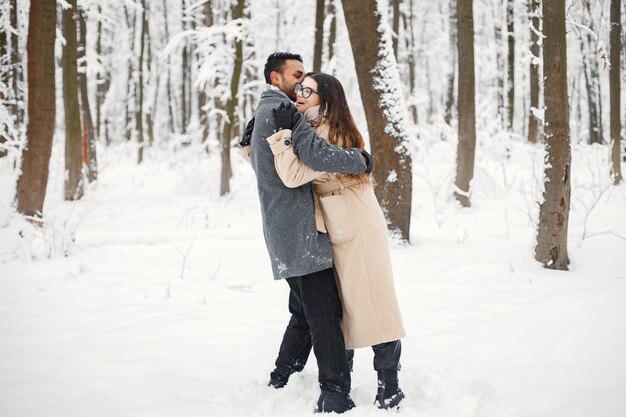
[240,52,406,413]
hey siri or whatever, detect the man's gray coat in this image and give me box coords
[250,88,367,280]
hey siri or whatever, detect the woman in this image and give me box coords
[266,72,406,410]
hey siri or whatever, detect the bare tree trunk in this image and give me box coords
[95,5,103,139]
[78,9,97,182]
[391,0,400,58]
[198,0,213,144]
[0,9,7,157]
[163,0,175,133]
[124,6,134,142]
[581,1,603,145]
[9,0,21,125]
[327,0,337,68]
[535,0,571,271]
[313,0,324,72]
[527,0,541,143]
[136,0,146,163]
[146,0,156,145]
[444,0,456,126]
[342,0,413,241]
[492,0,505,127]
[181,0,189,134]
[610,0,622,183]
[63,0,84,201]
[402,0,417,124]
[16,0,57,218]
[454,0,476,208]
[506,0,514,130]
[221,0,245,196]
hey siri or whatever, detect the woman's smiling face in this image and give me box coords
[294,77,321,113]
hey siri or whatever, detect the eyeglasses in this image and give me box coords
[294,83,319,99]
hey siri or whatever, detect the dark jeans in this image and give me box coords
[273,267,351,393]
[346,340,402,371]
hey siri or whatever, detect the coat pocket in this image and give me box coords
[319,193,356,245]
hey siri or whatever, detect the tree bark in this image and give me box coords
[492,0,505,127]
[444,0,456,126]
[506,0,514,130]
[402,0,417,124]
[527,0,541,143]
[0,10,7,158]
[163,0,175,133]
[16,0,57,217]
[391,0,400,58]
[342,0,413,241]
[609,0,622,183]
[95,5,103,139]
[9,0,21,125]
[63,0,84,201]
[198,0,213,144]
[535,0,571,270]
[313,0,324,72]
[454,0,476,208]
[136,0,146,163]
[124,6,134,142]
[181,0,189,134]
[328,0,337,67]
[221,0,245,196]
[78,9,97,182]
[581,1,603,145]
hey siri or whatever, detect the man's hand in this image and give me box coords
[239,117,255,147]
[272,102,302,131]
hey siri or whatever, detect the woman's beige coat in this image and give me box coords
[265,117,406,349]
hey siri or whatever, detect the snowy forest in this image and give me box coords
[1,0,626,416]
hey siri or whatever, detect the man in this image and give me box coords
[245,52,372,413]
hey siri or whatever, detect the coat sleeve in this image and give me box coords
[267,130,325,188]
[289,116,367,175]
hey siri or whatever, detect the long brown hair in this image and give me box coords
[305,72,369,181]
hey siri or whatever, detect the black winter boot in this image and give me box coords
[315,390,356,414]
[374,370,405,410]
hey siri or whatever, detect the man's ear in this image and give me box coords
[270,70,281,86]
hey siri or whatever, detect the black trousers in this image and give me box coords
[346,340,402,372]
[273,267,351,394]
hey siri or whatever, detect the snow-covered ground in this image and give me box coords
[1,138,625,417]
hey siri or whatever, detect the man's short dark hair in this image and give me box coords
[264,52,303,84]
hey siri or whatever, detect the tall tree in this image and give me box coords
[313,0,324,72]
[492,0,505,127]
[78,9,97,182]
[327,0,337,69]
[535,0,571,270]
[136,0,147,163]
[221,0,245,196]
[163,0,175,133]
[9,0,21,125]
[401,0,417,123]
[444,0,456,126]
[342,0,413,241]
[506,0,514,130]
[609,0,622,183]
[453,0,476,207]
[181,0,189,134]
[63,0,84,200]
[15,0,57,217]
[0,8,8,158]
[391,0,401,58]
[527,0,541,143]
[197,0,213,144]
[580,1,603,145]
